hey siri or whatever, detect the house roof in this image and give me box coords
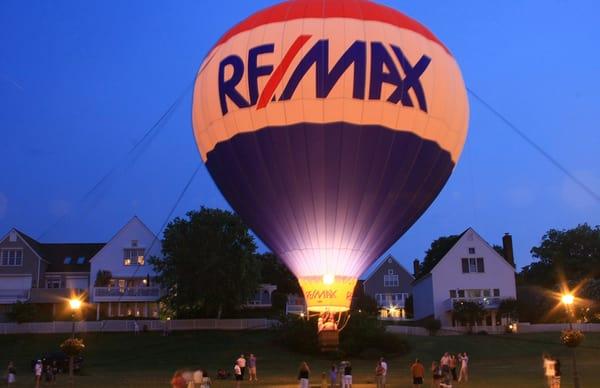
[10,229,104,272]
[412,227,514,285]
[412,229,468,282]
[42,243,105,272]
[360,254,414,281]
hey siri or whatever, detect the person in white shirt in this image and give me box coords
[379,357,388,387]
[34,360,43,388]
[458,353,469,382]
[543,354,555,388]
[236,354,247,379]
[234,364,242,388]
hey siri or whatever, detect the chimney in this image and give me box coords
[413,259,420,276]
[502,233,515,266]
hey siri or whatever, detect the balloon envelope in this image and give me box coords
[192,0,469,312]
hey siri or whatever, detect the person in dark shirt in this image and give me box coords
[343,362,352,388]
[298,361,310,388]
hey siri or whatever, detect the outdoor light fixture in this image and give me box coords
[69,298,82,311]
[561,293,574,305]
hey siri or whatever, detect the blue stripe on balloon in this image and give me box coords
[205,122,454,276]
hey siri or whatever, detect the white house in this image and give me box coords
[412,228,517,327]
[89,216,163,319]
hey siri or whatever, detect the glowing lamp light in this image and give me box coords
[323,274,335,285]
[69,298,82,311]
[561,294,574,305]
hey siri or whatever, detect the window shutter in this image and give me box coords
[477,258,485,273]
[461,258,469,273]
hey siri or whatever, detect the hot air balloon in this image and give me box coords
[192,0,468,349]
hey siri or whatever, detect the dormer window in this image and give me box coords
[76,256,85,265]
[64,257,72,264]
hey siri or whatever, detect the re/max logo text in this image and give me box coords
[217,35,431,116]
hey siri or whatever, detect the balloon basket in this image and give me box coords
[318,329,339,352]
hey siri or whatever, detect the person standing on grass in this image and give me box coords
[458,352,469,382]
[431,361,442,388]
[329,363,337,388]
[543,353,555,388]
[6,361,16,385]
[449,354,458,381]
[237,354,247,380]
[411,359,425,387]
[298,361,310,388]
[379,357,388,387]
[375,360,385,388]
[342,361,352,388]
[234,363,242,388]
[552,358,561,388]
[34,360,42,388]
[248,353,257,382]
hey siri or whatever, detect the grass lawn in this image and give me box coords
[0,330,598,387]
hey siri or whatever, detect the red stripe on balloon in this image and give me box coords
[211,0,450,55]
[257,34,312,110]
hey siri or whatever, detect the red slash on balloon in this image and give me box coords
[257,34,312,109]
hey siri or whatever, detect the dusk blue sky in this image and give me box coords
[1,0,598,273]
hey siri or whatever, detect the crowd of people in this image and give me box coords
[170,353,258,388]
[294,353,467,388]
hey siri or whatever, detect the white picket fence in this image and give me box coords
[0,318,278,335]
[386,323,600,336]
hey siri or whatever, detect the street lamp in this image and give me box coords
[561,292,580,388]
[69,297,82,339]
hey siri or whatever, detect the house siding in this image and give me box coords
[0,234,42,288]
[412,276,434,320]
[363,256,413,296]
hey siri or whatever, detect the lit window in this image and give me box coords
[124,248,145,266]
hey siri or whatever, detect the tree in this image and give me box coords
[60,338,84,380]
[150,207,261,319]
[94,270,112,287]
[404,294,414,318]
[498,298,518,322]
[417,235,460,277]
[520,224,600,287]
[351,293,379,315]
[452,301,485,332]
[257,252,300,295]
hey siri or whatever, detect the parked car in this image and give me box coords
[31,351,83,373]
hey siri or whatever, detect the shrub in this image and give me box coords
[423,317,442,336]
[60,338,85,356]
[560,329,584,348]
[6,301,37,323]
[276,313,410,357]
